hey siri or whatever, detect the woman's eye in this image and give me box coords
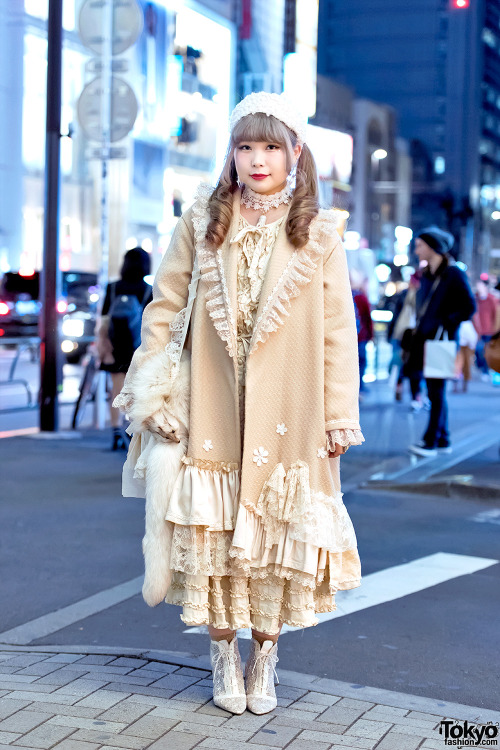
[238,145,250,150]
[267,144,279,150]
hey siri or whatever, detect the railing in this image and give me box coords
[0,336,41,408]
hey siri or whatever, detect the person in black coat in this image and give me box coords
[97,247,153,450]
[408,227,476,456]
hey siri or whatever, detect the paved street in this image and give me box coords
[1,645,498,750]
[1,347,500,722]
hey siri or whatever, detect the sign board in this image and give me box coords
[86,146,128,160]
[77,76,138,143]
[79,0,143,56]
[85,58,129,74]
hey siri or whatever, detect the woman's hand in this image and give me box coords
[328,443,346,458]
[144,410,181,443]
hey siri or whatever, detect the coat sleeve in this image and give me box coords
[323,232,362,432]
[115,209,195,410]
[445,267,476,335]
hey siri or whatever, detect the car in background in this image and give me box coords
[0,272,40,338]
[0,271,99,362]
[61,272,99,363]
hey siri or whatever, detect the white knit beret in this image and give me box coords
[229,92,308,144]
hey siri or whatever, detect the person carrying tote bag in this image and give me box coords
[423,326,458,380]
[408,227,475,457]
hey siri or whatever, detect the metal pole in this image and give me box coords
[40,0,63,432]
[94,0,113,429]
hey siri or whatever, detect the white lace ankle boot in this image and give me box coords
[245,637,279,714]
[209,637,246,714]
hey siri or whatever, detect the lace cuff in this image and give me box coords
[327,428,365,450]
[113,392,134,414]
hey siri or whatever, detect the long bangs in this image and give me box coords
[232,113,296,150]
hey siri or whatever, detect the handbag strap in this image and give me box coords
[165,255,201,376]
[433,326,448,341]
[179,257,200,352]
[417,275,441,326]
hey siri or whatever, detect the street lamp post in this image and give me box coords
[369,148,387,253]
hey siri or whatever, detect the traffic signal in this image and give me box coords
[451,0,469,7]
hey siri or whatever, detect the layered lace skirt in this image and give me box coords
[164,518,361,634]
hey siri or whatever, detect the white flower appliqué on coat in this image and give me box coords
[317,447,328,459]
[253,446,269,467]
[203,440,213,452]
[276,423,287,435]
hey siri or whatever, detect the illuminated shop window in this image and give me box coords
[174,6,232,174]
[61,47,86,174]
[482,28,497,49]
[22,207,44,272]
[63,0,76,30]
[434,156,445,175]
[24,0,76,30]
[25,0,47,19]
[23,34,47,169]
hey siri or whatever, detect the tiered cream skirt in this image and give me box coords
[164,464,361,633]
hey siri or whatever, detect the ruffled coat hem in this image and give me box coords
[158,457,361,632]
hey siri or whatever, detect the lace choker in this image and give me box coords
[241,184,293,213]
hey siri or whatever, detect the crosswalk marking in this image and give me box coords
[1,553,495,646]
[183,552,498,638]
[469,509,500,525]
[0,577,143,645]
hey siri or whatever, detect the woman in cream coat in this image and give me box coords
[115,92,364,716]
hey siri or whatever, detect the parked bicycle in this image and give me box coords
[72,348,102,429]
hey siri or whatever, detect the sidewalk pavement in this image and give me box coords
[0,645,499,750]
[339,379,500,498]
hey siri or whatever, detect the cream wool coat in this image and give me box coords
[119,185,362,615]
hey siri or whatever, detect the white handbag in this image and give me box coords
[423,327,457,379]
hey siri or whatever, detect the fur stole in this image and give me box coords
[124,350,191,607]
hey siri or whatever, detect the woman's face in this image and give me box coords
[234,140,301,195]
[415,238,437,265]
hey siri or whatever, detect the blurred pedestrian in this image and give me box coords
[407,227,475,457]
[453,320,478,393]
[350,270,373,394]
[391,273,425,409]
[113,92,363,715]
[97,248,153,450]
[473,279,500,379]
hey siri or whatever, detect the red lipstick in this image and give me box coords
[250,174,269,180]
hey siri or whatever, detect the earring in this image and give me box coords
[287,161,298,190]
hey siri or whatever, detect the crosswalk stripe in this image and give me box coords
[0,577,144,645]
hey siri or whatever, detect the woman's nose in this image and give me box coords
[252,152,265,166]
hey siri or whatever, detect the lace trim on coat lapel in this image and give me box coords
[192,183,237,359]
[249,209,340,355]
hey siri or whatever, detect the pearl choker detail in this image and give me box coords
[241,184,293,212]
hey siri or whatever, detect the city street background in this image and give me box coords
[2,0,500,736]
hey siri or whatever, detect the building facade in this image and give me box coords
[0,0,236,279]
[318,0,500,276]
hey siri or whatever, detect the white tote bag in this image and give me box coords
[423,327,457,379]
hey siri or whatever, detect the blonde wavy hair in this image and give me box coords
[206,112,320,249]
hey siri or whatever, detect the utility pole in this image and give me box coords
[96,0,113,429]
[39,0,63,432]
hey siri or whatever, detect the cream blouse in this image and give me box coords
[231,213,364,451]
